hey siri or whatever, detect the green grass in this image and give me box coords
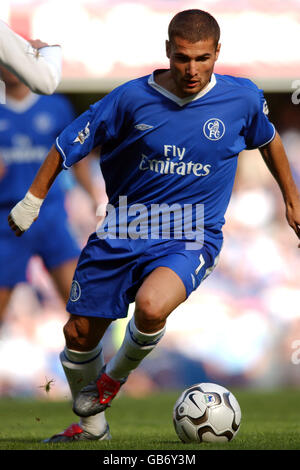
[0,388,300,451]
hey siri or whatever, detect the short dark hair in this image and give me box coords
[168,9,220,47]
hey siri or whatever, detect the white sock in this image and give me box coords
[105,317,166,381]
[60,343,108,436]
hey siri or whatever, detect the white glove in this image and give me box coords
[9,191,44,233]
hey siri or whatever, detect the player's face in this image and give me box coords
[166,36,220,98]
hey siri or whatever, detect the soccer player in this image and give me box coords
[8,10,300,442]
[0,20,61,95]
[0,66,100,326]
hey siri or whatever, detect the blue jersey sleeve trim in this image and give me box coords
[55,136,70,170]
[258,123,276,148]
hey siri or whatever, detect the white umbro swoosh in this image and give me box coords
[134,123,154,131]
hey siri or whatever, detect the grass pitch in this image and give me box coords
[0,388,300,452]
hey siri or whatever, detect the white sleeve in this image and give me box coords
[0,20,62,95]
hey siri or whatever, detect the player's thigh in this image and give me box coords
[49,258,78,303]
[63,313,113,351]
[134,266,186,332]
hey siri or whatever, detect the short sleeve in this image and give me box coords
[244,88,276,150]
[55,87,126,169]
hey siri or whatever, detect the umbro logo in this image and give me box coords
[134,123,154,131]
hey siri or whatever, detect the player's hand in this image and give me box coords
[286,199,300,248]
[7,213,25,237]
[29,39,60,50]
[29,39,50,49]
[8,191,44,237]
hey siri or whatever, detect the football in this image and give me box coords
[173,382,241,443]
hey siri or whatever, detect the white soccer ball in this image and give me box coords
[173,382,241,443]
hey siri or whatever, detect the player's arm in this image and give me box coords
[0,20,61,95]
[8,145,62,236]
[259,131,300,247]
[72,153,101,213]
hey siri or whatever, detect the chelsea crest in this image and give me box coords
[70,280,81,302]
[203,118,225,141]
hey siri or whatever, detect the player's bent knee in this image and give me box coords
[134,293,165,332]
[63,314,112,351]
[63,315,95,351]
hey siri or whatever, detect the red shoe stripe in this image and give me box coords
[96,373,121,404]
[63,423,83,437]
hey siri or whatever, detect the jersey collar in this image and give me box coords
[4,92,40,113]
[148,70,216,106]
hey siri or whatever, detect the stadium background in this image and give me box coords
[0,0,299,400]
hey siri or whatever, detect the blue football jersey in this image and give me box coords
[0,92,75,206]
[56,72,275,247]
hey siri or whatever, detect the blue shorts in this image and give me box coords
[0,199,81,287]
[66,233,222,319]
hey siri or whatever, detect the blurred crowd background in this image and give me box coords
[0,0,300,399]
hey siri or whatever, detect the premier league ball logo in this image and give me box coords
[203,118,225,141]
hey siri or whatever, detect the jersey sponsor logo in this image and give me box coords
[139,154,211,177]
[0,134,47,163]
[69,280,81,302]
[203,118,225,141]
[73,121,90,144]
[134,123,154,131]
[139,144,211,177]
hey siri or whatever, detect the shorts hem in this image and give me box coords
[45,252,80,271]
[0,280,24,289]
[141,263,189,299]
[66,307,128,320]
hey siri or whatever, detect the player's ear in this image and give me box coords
[166,40,171,59]
[215,43,221,61]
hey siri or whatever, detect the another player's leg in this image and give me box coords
[0,215,30,328]
[49,258,78,303]
[0,288,13,328]
[44,314,113,442]
[73,267,186,417]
